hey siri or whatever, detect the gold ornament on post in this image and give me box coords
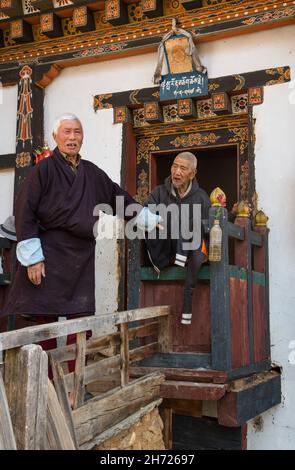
[254,210,269,227]
[235,200,251,218]
[210,187,227,208]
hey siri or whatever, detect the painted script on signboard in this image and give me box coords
[160,71,208,101]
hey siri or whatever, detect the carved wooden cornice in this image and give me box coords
[92,66,290,130]
[133,113,248,138]
[93,66,291,109]
[0,0,294,71]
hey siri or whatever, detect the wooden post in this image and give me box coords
[158,313,172,353]
[159,407,172,450]
[253,222,271,360]
[4,345,48,450]
[46,379,75,450]
[72,331,86,409]
[234,216,254,365]
[209,207,231,370]
[50,358,79,448]
[127,239,141,309]
[0,372,17,450]
[14,65,45,201]
[120,323,129,387]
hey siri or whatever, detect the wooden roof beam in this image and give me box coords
[30,1,53,11]
[105,0,128,26]
[0,0,22,17]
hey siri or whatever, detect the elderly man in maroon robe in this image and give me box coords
[2,114,160,322]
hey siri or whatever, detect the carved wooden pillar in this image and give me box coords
[14,64,45,201]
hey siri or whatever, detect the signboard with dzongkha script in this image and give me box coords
[160,71,208,101]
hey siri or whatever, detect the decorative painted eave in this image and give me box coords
[93,66,291,108]
[0,0,294,72]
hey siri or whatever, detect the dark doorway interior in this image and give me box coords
[173,415,245,450]
[151,145,238,214]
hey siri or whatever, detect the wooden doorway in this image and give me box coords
[150,144,238,213]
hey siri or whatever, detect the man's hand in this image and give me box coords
[27,262,45,285]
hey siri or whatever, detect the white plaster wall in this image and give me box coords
[44,25,295,447]
[0,85,17,224]
[197,24,295,450]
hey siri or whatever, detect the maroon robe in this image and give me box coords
[1,148,137,317]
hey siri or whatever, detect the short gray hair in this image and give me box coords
[52,114,82,134]
[175,152,197,170]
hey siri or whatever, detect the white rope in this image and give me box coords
[153,19,206,84]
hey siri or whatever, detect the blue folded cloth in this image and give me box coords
[16,238,45,267]
[135,207,163,232]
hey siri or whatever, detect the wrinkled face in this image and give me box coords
[53,119,83,157]
[171,156,196,191]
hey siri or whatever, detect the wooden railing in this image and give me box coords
[209,207,270,373]
[139,207,270,377]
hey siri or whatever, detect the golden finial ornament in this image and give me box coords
[210,187,227,207]
[254,210,269,227]
[235,200,251,218]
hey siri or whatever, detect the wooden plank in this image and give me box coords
[49,321,158,363]
[50,332,120,362]
[140,265,210,281]
[161,381,227,401]
[49,358,78,449]
[227,359,271,381]
[130,342,158,362]
[230,277,250,369]
[65,355,121,391]
[252,283,268,363]
[0,372,16,450]
[250,231,263,247]
[80,399,162,450]
[46,380,75,450]
[64,343,157,392]
[234,217,254,366]
[120,323,129,387]
[73,372,164,447]
[159,407,172,450]
[4,345,48,450]
[228,222,244,240]
[218,371,281,427]
[72,332,86,410]
[139,352,211,369]
[209,207,231,370]
[141,282,211,354]
[130,366,228,384]
[162,399,202,418]
[0,306,170,351]
[253,226,271,360]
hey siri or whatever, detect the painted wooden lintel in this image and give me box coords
[93,66,291,111]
